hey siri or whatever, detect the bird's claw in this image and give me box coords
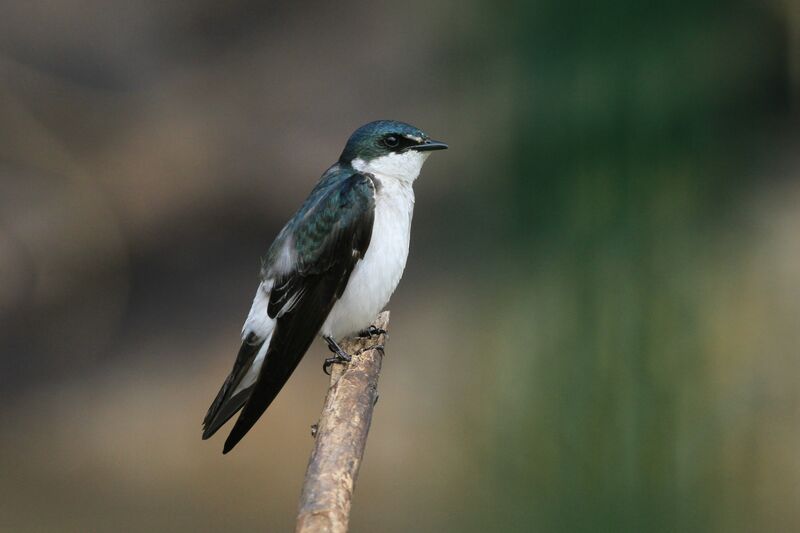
[358,325,388,338]
[356,343,385,355]
[322,335,353,375]
[323,351,352,375]
[321,334,383,375]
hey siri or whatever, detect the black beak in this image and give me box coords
[410,139,448,152]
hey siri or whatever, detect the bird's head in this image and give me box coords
[340,120,447,182]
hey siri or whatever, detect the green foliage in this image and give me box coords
[460,1,794,531]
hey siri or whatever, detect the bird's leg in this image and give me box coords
[323,336,352,375]
[324,336,351,360]
[357,325,388,338]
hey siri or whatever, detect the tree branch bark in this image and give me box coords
[295,311,390,533]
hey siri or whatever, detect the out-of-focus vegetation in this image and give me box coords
[0,1,798,532]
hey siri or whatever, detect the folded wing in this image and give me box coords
[218,172,376,453]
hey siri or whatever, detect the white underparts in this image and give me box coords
[241,281,275,339]
[320,173,414,339]
[233,281,276,396]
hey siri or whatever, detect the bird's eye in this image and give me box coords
[383,135,400,148]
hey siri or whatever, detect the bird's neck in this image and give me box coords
[350,151,429,184]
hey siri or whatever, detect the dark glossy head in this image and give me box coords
[339,120,447,163]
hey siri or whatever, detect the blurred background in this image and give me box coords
[0,1,798,531]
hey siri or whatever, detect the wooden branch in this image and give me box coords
[295,311,390,533]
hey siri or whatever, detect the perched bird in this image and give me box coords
[203,120,447,453]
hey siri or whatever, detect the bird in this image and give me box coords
[202,120,447,453]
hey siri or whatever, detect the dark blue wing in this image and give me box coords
[221,172,375,453]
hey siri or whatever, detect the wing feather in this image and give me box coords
[202,332,265,438]
[219,172,376,453]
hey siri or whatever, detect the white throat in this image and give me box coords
[351,151,429,183]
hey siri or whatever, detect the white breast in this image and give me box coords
[321,175,414,339]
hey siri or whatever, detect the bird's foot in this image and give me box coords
[356,343,385,355]
[323,336,352,375]
[357,325,388,338]
[323,352,351,375]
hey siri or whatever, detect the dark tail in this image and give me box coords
[221,334,311,454]
[202,334,264,440]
